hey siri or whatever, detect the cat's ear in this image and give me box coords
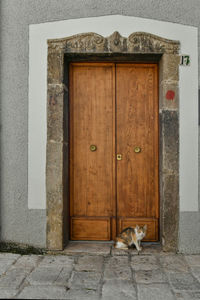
[143,224,147,231]
[136,224,139,230]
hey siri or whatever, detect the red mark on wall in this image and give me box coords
[166,90,175,100]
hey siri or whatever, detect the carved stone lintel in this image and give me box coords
[107,31,127,53]
[48,31,180,54]
[128,32,179,54]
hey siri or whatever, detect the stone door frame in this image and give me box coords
[47,31,180,251]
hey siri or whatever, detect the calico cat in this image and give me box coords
[114,225,147,252]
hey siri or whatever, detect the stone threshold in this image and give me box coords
[47,241,165,256]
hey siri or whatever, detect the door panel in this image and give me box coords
[116,64,159,240]
[71,217,111,240]
[118,218,158,241]
[70,63,115,240]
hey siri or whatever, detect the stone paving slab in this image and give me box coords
[0,253,20,260]
[174,291,200,300]
[185,255,200,267]
[69,271,101,290]
[0,253,20,276]
[168,272,200,291]
[159,255,189,273]
[17,285,70,299]
[131,255,160,271]
[0,267,29,289]
[39,255,74,267]
[135,268,167,284]
[0,260,17,276]
[75,255,103,272]
[26,266,63,285]
[104,256,132,280]
[65,286,99,300]
[191,266,200,281]
[0,288,18,299]
[0,247,200,299]
[101,279,137,300]
[10,255,41,270]
[137,283,175,300]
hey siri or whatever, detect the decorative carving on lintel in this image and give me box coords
[48,31,180,54]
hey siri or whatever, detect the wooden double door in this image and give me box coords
[69,62,159,241]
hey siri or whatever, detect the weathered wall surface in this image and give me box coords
[0,0,199,250]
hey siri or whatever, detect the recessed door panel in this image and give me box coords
[116,64,159,239]
[70,63,115,240]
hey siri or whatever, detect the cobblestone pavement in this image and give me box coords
[0,243,200,299]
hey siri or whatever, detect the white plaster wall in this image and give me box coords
[28,15,198,212]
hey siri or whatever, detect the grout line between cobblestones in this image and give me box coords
[13,255,45,299]
[65,256,78,291]
[157,253,177,300]
[0,254,22,279]
[129,251,139,300]
[98,255,107,299]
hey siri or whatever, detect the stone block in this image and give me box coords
[162,110,179,173]
[159,255,189,273]
[131,255,159,271]
[137,283,175,300]
[102,279,137,300]
[104,256,131,280]
[46,213,63,250]
[46,140,64,250]
[17,285,69,299]
[160,82,179,110]
[135,269,167,284]
[47,84,65,142]
[162,174,179,252]
[169,272,200,290]
[46,141,63,193]
[47,51,64,84]
[75,255,103,272]
[27,266,62,285]
[160,54,180,83]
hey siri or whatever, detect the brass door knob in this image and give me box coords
[134,147,141,153]
[90,145,97,152]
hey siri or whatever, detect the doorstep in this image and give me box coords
[47,241,163,256]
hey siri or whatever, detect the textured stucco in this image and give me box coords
[0,0,199,250]
[179,212,200,254]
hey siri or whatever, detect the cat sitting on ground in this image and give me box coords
[114,225,147,252]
